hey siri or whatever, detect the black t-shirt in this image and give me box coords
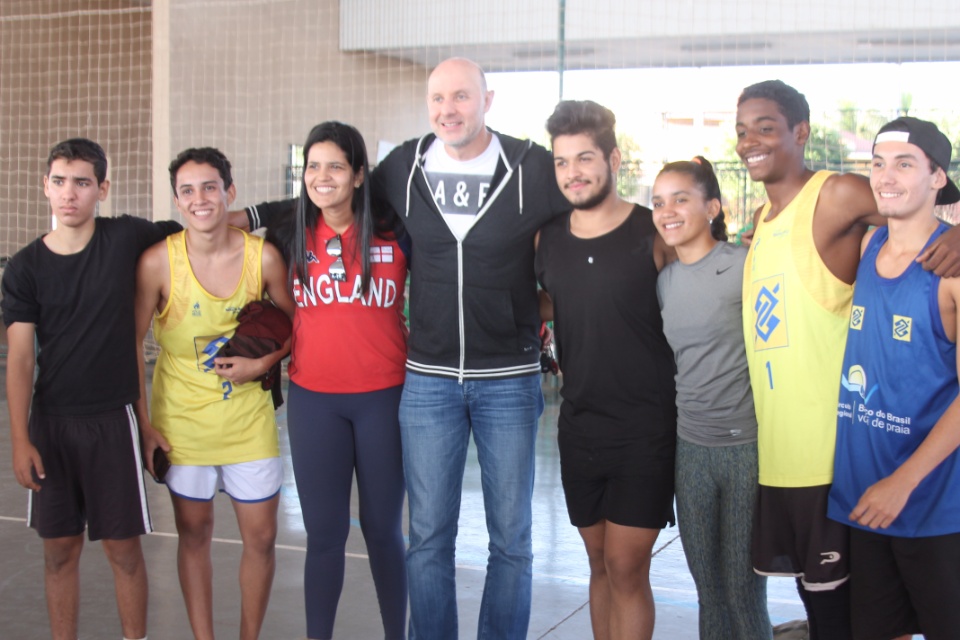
[535,205,677,443]
[1,215,181,415]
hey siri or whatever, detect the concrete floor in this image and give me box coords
[0,364,810,639]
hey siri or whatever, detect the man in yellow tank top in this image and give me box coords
[133,148,294,640]
[736,81,960,639]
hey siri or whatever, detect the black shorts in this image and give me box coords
[28,406,152,540]
[752,484,849,591]
[850,527,960,640]
[558,429,675,529]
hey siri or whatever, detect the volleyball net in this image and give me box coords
[1,0,959,354]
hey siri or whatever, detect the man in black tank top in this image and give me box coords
[535,100,676,640]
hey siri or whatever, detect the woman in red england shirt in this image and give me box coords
[282,121,409,640]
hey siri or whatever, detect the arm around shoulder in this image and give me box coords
[819,172,878,232]
[229,198,296,232]
[812,173,875,284]
[123,214,181,251]
[918,222,960,278]
[369,146,409,218]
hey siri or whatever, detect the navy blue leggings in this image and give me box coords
[287,382,407,640]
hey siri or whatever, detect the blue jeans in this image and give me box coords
[399,372,543,640]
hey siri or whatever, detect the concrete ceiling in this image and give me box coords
[370,27,960,73]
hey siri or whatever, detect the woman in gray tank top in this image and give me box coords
[652,157,772,640]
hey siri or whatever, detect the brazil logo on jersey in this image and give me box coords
[850,305,865,331]
[841,364,878,403]
[893,315,912,342]
[194,335,230,373]
[750,274,788,350]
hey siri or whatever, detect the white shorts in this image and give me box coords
[165,457,283,502]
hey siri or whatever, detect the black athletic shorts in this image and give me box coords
[28,405,152,540]
[850,527,960,640]
[752,484,849,591]
[558,429,675,529]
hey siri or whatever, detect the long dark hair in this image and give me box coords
[291,122,375,294]
[657,156,727,241]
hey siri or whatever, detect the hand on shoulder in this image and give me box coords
[918,224,960,278]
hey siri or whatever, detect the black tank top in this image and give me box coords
[536,205,677,442]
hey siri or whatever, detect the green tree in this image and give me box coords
[838,101,889,140]
[839,100,858,134]
[805,123,847,169]
[899,92,913,117]
[616,132,642,199]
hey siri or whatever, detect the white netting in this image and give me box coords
[0,1,152,257]
[2,1,960,354]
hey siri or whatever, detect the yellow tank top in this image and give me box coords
[742,171,853,487]
[150,229,279,465]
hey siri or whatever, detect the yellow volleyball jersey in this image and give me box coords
[150,229,279,465]
[742,171,853,487]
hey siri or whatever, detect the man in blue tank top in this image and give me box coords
[827,117,960,640]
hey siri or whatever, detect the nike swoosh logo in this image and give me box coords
[716,266,732,275]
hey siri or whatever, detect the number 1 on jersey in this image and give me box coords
[765,361,774,389]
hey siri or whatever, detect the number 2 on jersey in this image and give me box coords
[221,380,233,400]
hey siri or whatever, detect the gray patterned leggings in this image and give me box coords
[675,438,773,640]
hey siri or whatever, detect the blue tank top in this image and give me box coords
[828,223,960,537]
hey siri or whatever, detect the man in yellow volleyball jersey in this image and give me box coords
[134,147,294,640]
[736,81,960,639]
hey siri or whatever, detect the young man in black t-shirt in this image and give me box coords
[535,100,676,640]
[2,138,180,640]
